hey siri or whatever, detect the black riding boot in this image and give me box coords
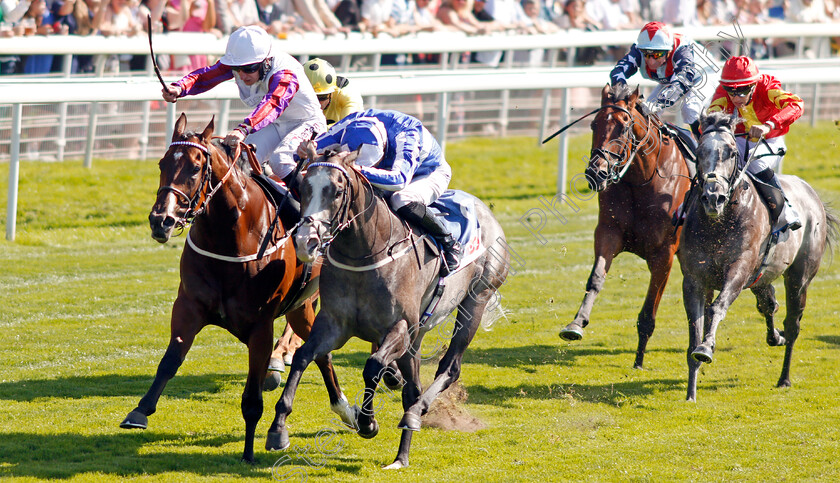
[396,201,462,276]
[753,168,802,232]
[689,120,701,140]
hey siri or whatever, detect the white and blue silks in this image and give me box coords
[314,109,451,209]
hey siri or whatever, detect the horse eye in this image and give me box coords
[335,189,345,198]
[191,165,201,175]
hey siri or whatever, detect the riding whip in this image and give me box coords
[146,14,168,91]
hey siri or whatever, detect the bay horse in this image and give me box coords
[120,114,360,462]
[559,84,692,369]
[265,147,510,469]
[680,111,838,401]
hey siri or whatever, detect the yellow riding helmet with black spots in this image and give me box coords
[303,58,337,95]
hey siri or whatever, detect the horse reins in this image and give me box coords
[303,161,418,270]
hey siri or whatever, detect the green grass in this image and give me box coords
[2,121,840,482]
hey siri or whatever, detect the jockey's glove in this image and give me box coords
[224,127,247,147]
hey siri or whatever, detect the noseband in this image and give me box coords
[301,162,356,247]
[590,104,654,184]
[156,139,236,230]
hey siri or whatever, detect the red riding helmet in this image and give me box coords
[720,56,760,88]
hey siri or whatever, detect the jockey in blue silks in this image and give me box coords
[312,108,461,275]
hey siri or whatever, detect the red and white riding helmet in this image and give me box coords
[636,22,673,51]
[719,56,760,87]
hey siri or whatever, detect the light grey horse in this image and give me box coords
[264,148,510,469]
[679,111,838,401]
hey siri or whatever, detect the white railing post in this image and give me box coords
[557,87,570,196]
[6,103,22,241]
[56,54,73,161]
[538,48,559,145]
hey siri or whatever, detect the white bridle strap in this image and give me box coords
[169,141,210,154]
[186,229,286,262]
[325,234,428,272]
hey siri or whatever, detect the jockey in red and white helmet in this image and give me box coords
[707,56,803,232]
[161,26,326,183]
[610,21,717,138]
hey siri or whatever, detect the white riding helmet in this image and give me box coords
[636,22,673,51]
[339,118,387,167]
[220,26,272,66]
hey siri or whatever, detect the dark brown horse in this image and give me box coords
[680,111,838,401]
[120,114,360,463]
[559,84,691,369]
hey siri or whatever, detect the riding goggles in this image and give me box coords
[232,62,261,74]
[722,84,755,97]
[641,49,667,59]
[317,93,331,102]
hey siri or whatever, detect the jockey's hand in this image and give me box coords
[640,101,660,117]
[749,123,771,140]
[224,127,246,147]
[295,140,318,161]
[162,85,181,103]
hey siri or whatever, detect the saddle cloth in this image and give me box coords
[429,190,484,268]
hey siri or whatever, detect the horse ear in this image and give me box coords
[601,84,611,103]
[342,148,361,167]
[172,112,187,142]
[201,115,215,143]
[629,87,640,106]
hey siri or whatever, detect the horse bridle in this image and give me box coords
[156,139,236,230]
[698,129,761,203]
[301,162,359,248]
[590,104,651,184]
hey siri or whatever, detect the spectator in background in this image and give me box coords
[664,0,701,26]
[292,0,349,34]
[358,0,401,35]
[255,0,293,35]
[555,0,604,65]
[22,0,55,74]
[333,0,361,30]
[522,0,558,32]
[437,0,490,34]
[586,0,636,60]
[177,0,219,72]
[410,0,452,32]
[229,0,259,28]
[214,0,234,33]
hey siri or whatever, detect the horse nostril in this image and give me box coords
[162,217,176,228]
[716,195,727,206]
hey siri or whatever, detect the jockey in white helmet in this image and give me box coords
[610,21,718,138]
[161,26,326,183]
[309,109,461,275]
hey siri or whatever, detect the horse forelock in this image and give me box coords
[608,83,634,104]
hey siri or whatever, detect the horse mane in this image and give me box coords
[700,111,739,135]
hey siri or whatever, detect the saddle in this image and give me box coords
[663,122,697,177]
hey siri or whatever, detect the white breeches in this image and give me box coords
[388,162,452,210]
[736,135,786,174]
[247,118,326,179]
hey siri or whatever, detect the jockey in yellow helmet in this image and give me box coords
[303,58,364,125]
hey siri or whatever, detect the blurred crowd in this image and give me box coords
[2,0,840,74]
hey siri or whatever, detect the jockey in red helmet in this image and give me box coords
[707,56,804,232]
[611,21,717,139]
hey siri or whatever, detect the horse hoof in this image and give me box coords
[691,346,714,364]
[283,353,294,366]
[263,371,283,392]
[119,410,148,430]
[397,412,422,432]
[268,357,285,373]
[357,420,379,439]
[266,430,290,451]
[559,324,583,341]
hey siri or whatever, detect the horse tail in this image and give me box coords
[480,295,508,331]
[823,201,840,264]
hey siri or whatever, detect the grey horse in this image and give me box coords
[679,111,838,401]
[264,148,510,469]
